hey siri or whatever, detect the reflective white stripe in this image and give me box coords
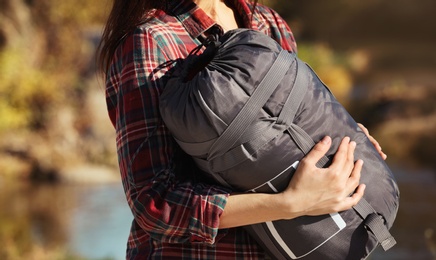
[290,160,300,169]
[267,182,279,193]
[265,221,298,259]
[266,161,300,193]
[330,212,346,229]
[249,161,300,192]
[261,160,348,258]
[265,213,347,259]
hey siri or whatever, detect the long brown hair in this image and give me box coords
[97,1,163,74]
[97,0,258,74]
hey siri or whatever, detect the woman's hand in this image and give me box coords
[358,123,387,160]
[220,136,368,228]
[279,136,366,219]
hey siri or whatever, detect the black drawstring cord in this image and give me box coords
[181,26,223,81]
[153,27,223,84]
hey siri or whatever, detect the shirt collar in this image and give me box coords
[166,0,259,39]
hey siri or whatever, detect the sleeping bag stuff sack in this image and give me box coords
[159,28,400,260]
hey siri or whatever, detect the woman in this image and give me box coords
[97,0,385,258]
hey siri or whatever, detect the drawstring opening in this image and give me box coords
[181,27,222,82]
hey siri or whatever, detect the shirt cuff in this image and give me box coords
[189,190,230,244]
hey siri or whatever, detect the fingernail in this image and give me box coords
[350,141,356,148]
[322,136,331,145]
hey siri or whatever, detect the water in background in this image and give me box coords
[67,184,131,259]
[1,164,435,260]
[0,182,131,260]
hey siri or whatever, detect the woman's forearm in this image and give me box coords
[219,192,292,229]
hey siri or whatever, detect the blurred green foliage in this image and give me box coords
[0,0,113,258]
[297,43,353,103]
[0,0,110,133]
[0,45,57,131]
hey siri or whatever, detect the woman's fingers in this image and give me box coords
[303,136,332,165]
[357,123,369,136]
[349,159,363,183]
[345,140,357,174]
[330,136,353,174]
[346,183,366,207]
[333,161,365,212]
[286,136,366,216]
[357,123,387,160]
[345,159,364,196]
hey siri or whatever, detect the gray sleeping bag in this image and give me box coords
[159,29,399,260]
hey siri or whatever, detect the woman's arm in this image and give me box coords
[107,27,232,245]
[220,136,365,228]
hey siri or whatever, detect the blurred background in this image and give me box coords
[0,0,435,259]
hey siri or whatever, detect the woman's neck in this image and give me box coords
[194,0,239,32]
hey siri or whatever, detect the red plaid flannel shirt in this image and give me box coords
[105,0,296,258]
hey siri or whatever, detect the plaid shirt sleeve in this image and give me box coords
[106,26,231,245]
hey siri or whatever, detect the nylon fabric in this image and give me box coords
[208,50,295,160]
[159,29,399,260]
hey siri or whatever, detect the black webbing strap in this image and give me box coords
[353,198,397,251]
